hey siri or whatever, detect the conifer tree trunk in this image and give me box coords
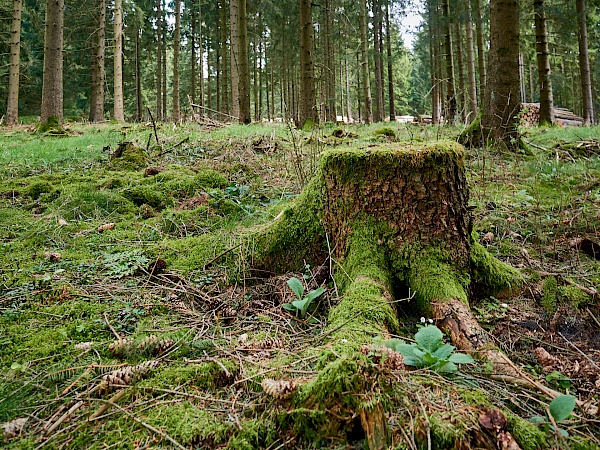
[40,0,64,124]
[172,0,181,122]
[359,0,373,124]
[190,0,197,104]
[230,0,240,120]
[324,0,336,122]
[113,0,124,122]
[198,3,205,108]
[220,0,229,115]
[483,0,520,150]
[162,20,167,119]
[385,1,395,120]
[373,0,384,122]
[455,22,466,123]
[345,57,352,122]
[428,0,441,124]
[464,0,478,120]
[474,0,487,107]
[156,0,162,119]
[299,0,317,127]
[576,0,594,125]
[135,25,142,121]
[237,0,250,123]
[89,0,105,123]
[7,0,22,125]
[534,0,554,125]
[442,0,457,123]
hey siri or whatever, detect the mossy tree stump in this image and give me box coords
[253,142,519,354]
[251,143,522,447]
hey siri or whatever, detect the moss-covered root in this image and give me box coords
[470,239,523,297]
[407,252,519,376]
[326,221,399,351]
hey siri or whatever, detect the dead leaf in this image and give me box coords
[44,251,61,262]
[569,237,600,260]
[74,229,93,237]
[97,223,115,233]
[57,218,69,226]
[481,232,494,244]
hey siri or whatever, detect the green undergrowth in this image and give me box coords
[2,122,600,448]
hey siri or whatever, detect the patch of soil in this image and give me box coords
[177,193,210,210]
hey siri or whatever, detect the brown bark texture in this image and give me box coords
[465,0,478,120]
[577,0,595,125]
[483,0,521,149]
[534,0,554,125]
[7,0,22,125]
[230,0,240,120]
[89,0,105,123]
[40,0,64,124]
[156,0,162,119]
[299,0,317,127]
[173,0,181,122]
[237,0,251,124]
[359,0,373,125]
[113,0,124,122]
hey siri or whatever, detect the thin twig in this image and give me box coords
[146,107,160,147]
[103,312,121,340]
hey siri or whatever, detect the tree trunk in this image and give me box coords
[6,0,22,125]
[198,3,205,108]
[220,0,229,115]
[113,0,124,122]
[464,0,478,120]
[576,0,594,125]
[385,1,395,120]
[40,0,64,124]
[299,0,317,127]
[230,0,240,120]
[156,0,162,119]
[428,0,441,124]
[359,0,373,125]
[474,0,486,108]
[442,0,457,124]
[455,22,467,123]
[237,0,250,124]
[373,0,384,123]
[191,0,196,104]
[534,0,554,125]
[483,0,520,150]
[172,0,181,122]
[162,19,167,120]
[345,57,352,122]
[135,25,142,121]
[324,0,336,123]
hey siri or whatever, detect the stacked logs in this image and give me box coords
[521,103,584,127]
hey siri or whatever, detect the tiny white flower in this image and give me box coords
[501,303,509,308]
[420,317,426,323]
[341,339,348,344]
[428,319,434,324]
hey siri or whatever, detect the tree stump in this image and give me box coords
[252,142,520,353]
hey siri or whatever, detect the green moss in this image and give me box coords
[161,233,234,274]
[542,276,558,313]
[24,181,54,199]
[226,419,279,450]
[407,252,470,311]
[470,238,523,297]
[195,169,229,189]
[142,360,237,390]
[559,285,592,309]
[122,185,174,210]
[505,411,547,450]
[146,402,233,445]
[51,189,136,220]
[374,127,396,138]
[109,143,149,171]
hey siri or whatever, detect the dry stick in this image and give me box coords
[586,308,600,329]
[154,136,190,157]
[43,401,84,436]
[558,332,600,371]
[88,389,129,421]
[146,107,160,147]
[203,243,243,270]
[95,399,186,450]
[103,312,121,340]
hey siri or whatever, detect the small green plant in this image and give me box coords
[530,394,576,437]
[282,277,325,319]
[545,371,571,391]
[383,325,474,373]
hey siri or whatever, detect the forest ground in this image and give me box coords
[1,120,600,449]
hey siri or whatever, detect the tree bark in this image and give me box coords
[373,0,384,122]
[359,0,373,125]
[473,0,487,108]
[442,0,457,124]
[40,0,64,124]
[191,0,197,104]
[428,0,441,124]
[534,0,554,125]
[237,0,251,123]
[156,0,162,119]
[230,0,240,120]
[385,1,395,120]
[172,0,181,122]
[483,0,520,150]
[135,25,142,121]
[299,0,317,127]
[220,0,229,115]
[455,22,466,123]
[324,0,336,122]
[576,0,594,125]
[113,0,124,122]
[7,0,22,125]
[198,3,205,108]
[464,0,478,120]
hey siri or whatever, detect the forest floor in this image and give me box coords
[1,120,600,449]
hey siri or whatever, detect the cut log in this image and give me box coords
[521,103,583,127]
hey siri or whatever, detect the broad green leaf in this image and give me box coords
[437,360,457,373]
[529,416,546,424]
[403,356,419,366]
[414,325,444,353]
[383,338,404,351]
[394,343,418,358]
[448,353,475,364]
[557,427,569,437]
[549,395,576,422]
[282,303,296,312]
[286,277,304,299]
[305,287,325,302]
[433,344,455,359]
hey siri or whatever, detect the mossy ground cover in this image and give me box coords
[1,121,600,449]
